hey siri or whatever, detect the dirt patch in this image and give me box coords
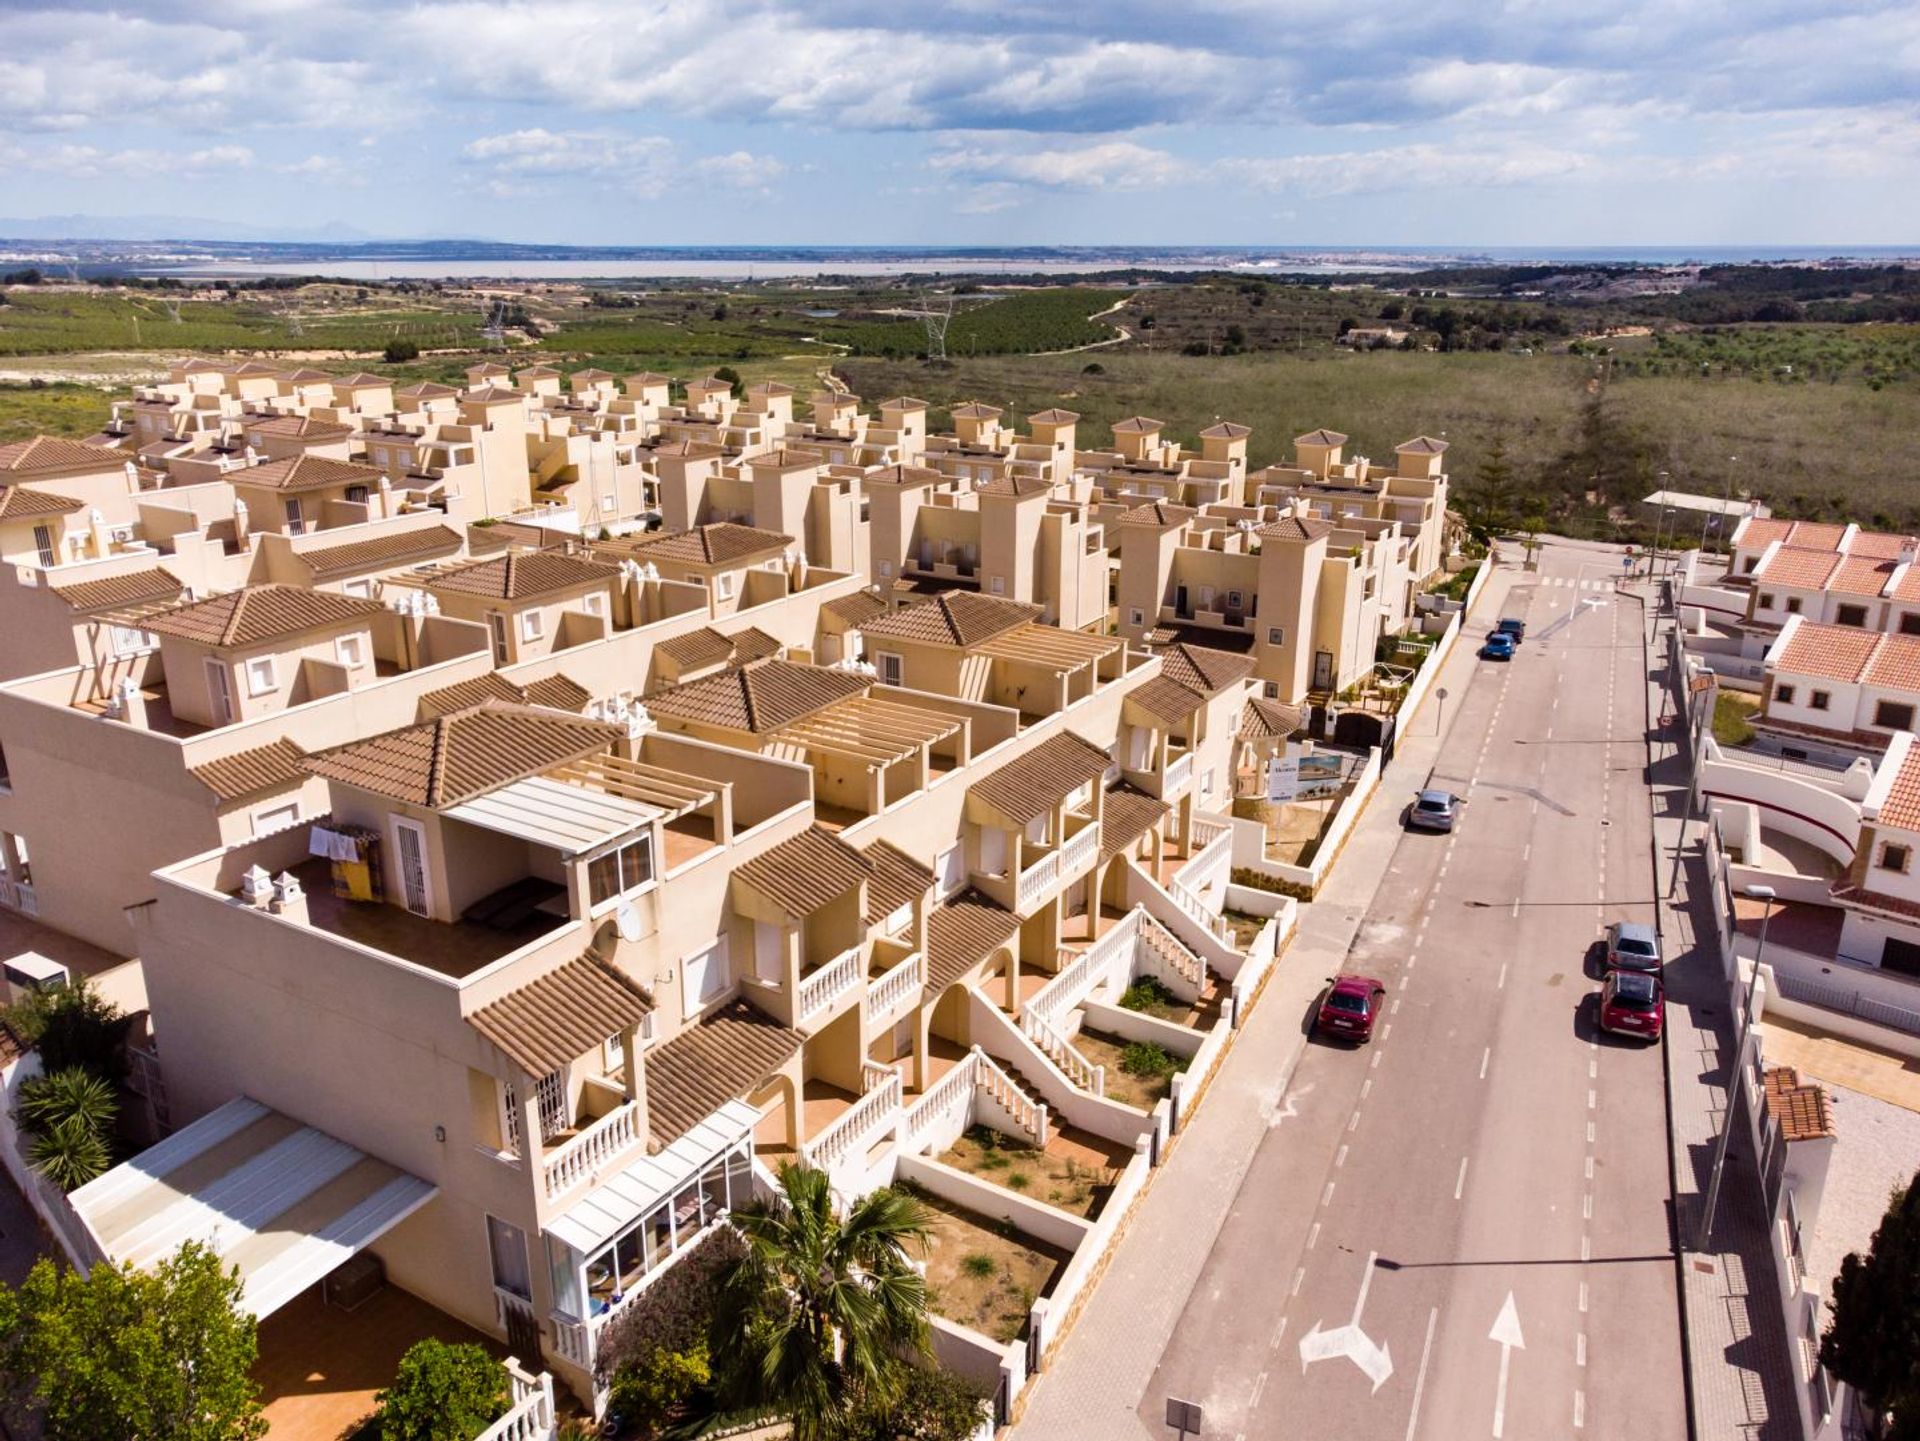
[908,1186,1072,1343]
[939,1124,1124,1220]
[1071,1029,1175,1111]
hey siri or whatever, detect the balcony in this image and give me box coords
[800,1064,903,1185]
[796,945,865,1027]
[541,1097,643,1202]
[1016,815,1101,913]
[864,944,925,1032]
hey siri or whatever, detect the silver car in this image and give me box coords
[1605,921,1662,972]
[1407,789,1458,832]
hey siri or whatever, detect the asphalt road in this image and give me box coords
[1140,544,1685,1441]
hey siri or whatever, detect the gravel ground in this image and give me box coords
[1802,1081,1920,1303]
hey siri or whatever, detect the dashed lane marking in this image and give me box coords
[1455,1156,1469,1200]
[1480,1047,1491,1080]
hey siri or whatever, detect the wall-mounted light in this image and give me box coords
[433,1125,446,1143]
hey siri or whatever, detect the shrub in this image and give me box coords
[373,1339,507,1441]
[16,1066,116,1135]
[11,979,132,1086]
[594,1224,744,1389]
[382,339,420,364]
[961,1253,996,1279]
[1119,1041,1177,1080]
[821,1363,991,1441]
[608,1340,711,1435]
[1118,977,1177,1014]
[28,1114,111,1191]
[1006,1171,1031,1191]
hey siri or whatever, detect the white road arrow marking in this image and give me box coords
[1298,1250,1394,1393]
[1489,1291,1525,1438]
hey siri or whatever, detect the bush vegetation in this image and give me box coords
[371,1339,508,1441]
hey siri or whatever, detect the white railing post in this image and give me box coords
[541,1098,642,1201]
[797,945,864,1025]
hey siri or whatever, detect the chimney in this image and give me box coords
[88,506,110,559]
[239,865,274,908]
[104,676,148,729]
[232,497,250,546]
[270,870,309,925]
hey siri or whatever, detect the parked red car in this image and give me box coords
[1599,970,1665,1042]
[1317,975,1388,1042]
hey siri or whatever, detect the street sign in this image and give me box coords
[1165,1396,1203,1437]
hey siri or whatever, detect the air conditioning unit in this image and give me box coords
[4,953,69,1007]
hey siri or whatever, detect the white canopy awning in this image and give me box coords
[445,774,659,856]
[68,1097,437,1318]
[546,1099,756,1256]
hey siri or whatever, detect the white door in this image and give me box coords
[1127,724,1152,770]
[935,844,964,898]
[391,817,432,916]
[754,921,783,983]
[979,828,1007,877]
[682,938,729,1019]
[204,659,234,726]
[487,612,509,664]
[486,1214,532,1300]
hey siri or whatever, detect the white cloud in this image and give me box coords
[0,141,253,177]
[932,140,1183,190]
[461,129,785,198]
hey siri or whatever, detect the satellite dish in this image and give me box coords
[615,902,643,943]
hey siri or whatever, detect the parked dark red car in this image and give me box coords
[1317,975,1388,1042]
[1599,970,1665,1042]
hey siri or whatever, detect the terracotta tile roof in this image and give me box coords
[656,625,780,671]
[746,381,795,398]
[1241,696,1304,740]
[1101,785,1170,860]
[1127,675,1206,726]
[298,524,464,579]
[1763,1066,1835,1142]
[926,890,1019,996]
[425,551,621,600]
[515,365,561,380]
[571,368,615,383]
[396,381,458,400]
[0,484,85,520]
[1845,529,1919,560]
[233,454,388,494]
[1788,522,1849,551]
[645,658,868,734]
[1112,416,1165,434]
[334,372,391,388]
[735,825,873,917]
[418,671,590,718]
[863,464,943,488]
[1757,546,1843,590]
[978,476,1053,498]
[245,415,352,440]
[304,701,620,808]
[1773,622,1882,683]
[1890,567,1920,605]
[1028,408,1081,425]
[143,584,385,648]
[188,738,309,803]
[1878,743,1920,833]
[950,402,1003,420]
[822,590,889,627]
[626,371,673,386]
[49,566,183,612]
[858,592,1041,647]
[1735,516,1794,550]
[1159,642,1258,696]
[644,999,802,1147]
[1114,501,1195,528]
[969,731,1113,826]
[1863,634,1920,693]
[1395,435,1448,454]
[625,522,792,566]
[1200,421,1253,440]
[741,448,821,474]
[879,396,928,410]
[863,841,932,924]
[1827,554,1896,598]
[469,955,652,1077]
[1259,515,1336,543]
[1294,428,1349,447]
[0,436,129,476]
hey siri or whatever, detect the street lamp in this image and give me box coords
[1698,881,1776,1248]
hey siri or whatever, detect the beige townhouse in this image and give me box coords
[401,552,628,665]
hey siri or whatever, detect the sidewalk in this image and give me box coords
[1008,558,1522,1439]
[1641,588,1805,1441]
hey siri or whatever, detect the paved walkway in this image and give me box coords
[1010,561,1521,1438]
[1643,586,1805,1441]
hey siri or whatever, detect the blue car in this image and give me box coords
[1480,633,1516,661]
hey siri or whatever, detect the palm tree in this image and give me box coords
[716,1163,933,1438]
[15,1067,117,1136]
[29,1114,111,1191]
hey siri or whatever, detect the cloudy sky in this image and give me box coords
[1,0,1916,246]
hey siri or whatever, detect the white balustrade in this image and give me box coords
[1164,751,1194,796]
[476,1366,557,1441]
[904,1051,979,1145]
[1023,1009,1104,1097]
[972,1048,1050,1147]
[1059,820,1101,880]
[803,1069,903,1174]
[1032,910,1140,1024]
[863,951,924,1029]
[1168,878,1228,939]
[541,1098,642,1201]
[1139,915,1206,990]
[796,946,865,1024]
[1016,850,1060,910]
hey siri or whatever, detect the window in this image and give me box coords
[283,498,305,535]
[344,484,370,505]
[934,843,964,899]
[1742,556,1759,573]
[109,624,156,658]
[1129,607,1145,627]
[1200,768,1216,798]
[600,494,616,514]
[1226,590,1244,610]
[373,447,390,468]
[1264,681,1280,699]
[486,1215,532,1301]
[252,801,299,836]
[990,575,1005,595]
[488,612,509,664]
[681,938,730,1020]
[1901,613,1920,637]
[1774,684,1797,706]
[1759,593,1778,610]
[582,592,606,619]
[876,651,903,687]
[879,559,894,577]
[588,834,655,907]
[334,634,365,669]
[1881,843,1911,874]
[1810,690,1831,711]
[519,609,545,642]
[715,572,736,601]
[244,656,277,696]
[1268,626,1286,647]
[1876,701,1916,730]
[1836,603,1868,628]
[1786,596,1803,615]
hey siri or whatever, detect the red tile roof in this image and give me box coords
[1755,546,1842,591]
[1877,744,1920,832]
[142,585,385,648]
[1773,622,1883,683]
